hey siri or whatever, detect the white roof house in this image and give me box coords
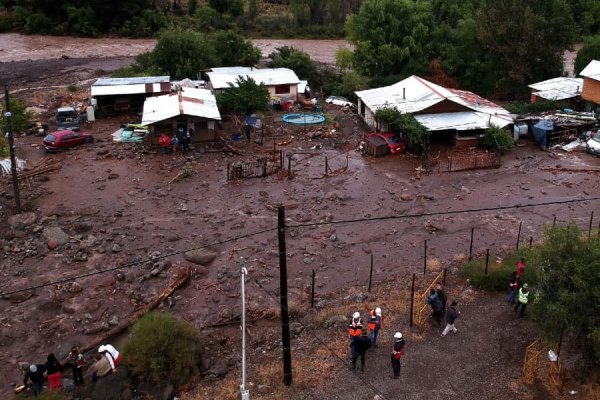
[580,60,600,80]
[141,87,221,126]
[91,76,171,96]
[206,67,300,90]
[529,77,583,101]
[355,75,513,131]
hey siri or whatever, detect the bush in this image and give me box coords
[122,312,201,387]
[504,100,568,115]
[459,248,536,291]
[374,107,431,154]
[481,125,513,154]
[0,135,9,158]
[120,9,168,38]
[24,13,52,34]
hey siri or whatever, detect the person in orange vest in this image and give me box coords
[367,307,383,348]
[348,312,363,348]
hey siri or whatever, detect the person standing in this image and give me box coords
[45,353,62,391]
[436,283,447,313]
[348,312,363,349]
[158,133,172,154]
[517,258,526,277]
[391,332,405,379]
[441,301,461,336]
[98,344,121,372]
[426,288,443,326]
[351,330,371,372]
[23,364,46,397]
[367,307,383,348]
[66,346,85,385]
[514,283,529,317]
[508,271,519,304]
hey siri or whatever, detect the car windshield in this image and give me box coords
[44,134,56,142]
[593,132,600,143]
[57,111,77,118]
[387,136,399,144]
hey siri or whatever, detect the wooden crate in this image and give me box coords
[365,136,389,157]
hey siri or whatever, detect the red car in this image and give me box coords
[368,132,405,154]
[43,130,93,152]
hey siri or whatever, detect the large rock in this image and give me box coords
[43,226,70,245]
[8,212,36,228]
[184,248,218,266]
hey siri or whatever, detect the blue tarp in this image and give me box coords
[532,120,554,147]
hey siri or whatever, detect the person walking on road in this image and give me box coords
[441,301,461,336]
[367,307,383,348]
[426,288,443,326]
[391,332,405,379]
[351,330,371,372]
[514,283,529,317]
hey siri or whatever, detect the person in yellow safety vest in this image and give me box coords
[348,312,363,348]
[514,283,529,317]
[367,307,383,348]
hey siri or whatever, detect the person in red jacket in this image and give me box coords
[158,133,172,154]
[367,307,383,348]
[348,312,363,348]
[391,332,405,379]
[517,258,525,277]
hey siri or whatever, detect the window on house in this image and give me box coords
[275,85,290,94]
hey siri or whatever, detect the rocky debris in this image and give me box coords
[400,193,413,201]
[111,244,121,253]
[290,321,304,335]
[184,248,218,266]
[74,221,92,233]
[8,212,36,229]
[3,291,34,303]
[203,358,229,379]
[323,314,347,328]
[63,282,83,294]
[43,226,69,245]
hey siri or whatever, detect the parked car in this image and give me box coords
[325,95,354,108]
[586,130,600,157]
[55,106,83,130]
[43,130,93,152]
[368,132,406,154]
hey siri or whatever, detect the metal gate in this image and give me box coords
[227,158,278,181]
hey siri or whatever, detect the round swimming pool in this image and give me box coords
[282,113,326,125]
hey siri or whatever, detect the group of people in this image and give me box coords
[425,282,461,337]
[347,307,405,378]
[158,126,194,154]
[21,344,120,396]
[508,258,530,317]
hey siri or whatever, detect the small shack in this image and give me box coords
[528,77,583,103]
[91,76,171,117]
[141,87,221,144]
[205,67,301,101]
[580,60,600,112]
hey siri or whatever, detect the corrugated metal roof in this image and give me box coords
[93,76,170,86]
[141,87,221,125]
[298,80,308,93]
[580,60,600,80]
[207,67,300,89]
[356,75,512,131]
[528,77,583,100]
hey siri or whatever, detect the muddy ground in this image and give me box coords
[1,34,598,399]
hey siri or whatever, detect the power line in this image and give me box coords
[0,227,276,297]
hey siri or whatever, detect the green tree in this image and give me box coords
[123,312,201,387]
[66,6,98,36]
[216,77,270,115]
[208,0,242,16]
[531,224,600,365]
[188,0,197,15]
[374,107,430,154]
[335,47,354,72]
[194,5,218,31]
[0,98,33,137]
[247,0,258,20]
[269,46,319,85]
[481,125,513,154]
[478,0,575,97]
[335,71,369,100]
[211,31,261,67]
[151,29,219,79]
[567,0,600,35]
[575,35,600,75]
[346,0,433,78]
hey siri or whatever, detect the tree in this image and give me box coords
[481,125,513,154]
[531,224,600,366]
[151,29,219,79]
[567,0,600,35]
[477,0,575,97]
[374,107,430,154]
[216,77,270,115]
[211,31,261,67]
[269,46,319,85]
[575,35,600,75]
[335,71,369,100]
[0,97,33,137]
[208,0,242,16]
[346,0,433,78]
[335,47,354,72]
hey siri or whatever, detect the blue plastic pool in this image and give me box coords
[282,113,326,125]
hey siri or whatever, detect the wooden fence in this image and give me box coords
[445,152,501,172]
[227,158,279,181]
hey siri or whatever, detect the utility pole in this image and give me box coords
[277,206,293,386]
[240,259,250,400]
[4,86,21,213]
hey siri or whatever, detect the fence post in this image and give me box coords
[325,156,329,176]
[443,268,447,286]
[288,156,292,179]
[598,220,600,238]
[273,139,276,154]
[262,158,267,178]
[368,254,373,293]
[280,150,284,169]
[311,269,315,308]
[553,215,557,226]
[469,227,474,261]
[516,221,522,250]
[409,273,415,327]
[588,211,594,238]
[484,249,490,275]
[227,163,230,181]
[423,239,427,275]
[529,236,533,248]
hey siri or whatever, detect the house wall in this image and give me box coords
[416,99,470,114]
[267,84,298,100]
[582,78,600,104]
[358,99,378,129]
[149,116,217,145]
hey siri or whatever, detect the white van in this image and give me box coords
[586,131,600,157]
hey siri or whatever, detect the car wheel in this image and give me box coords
[85,137,94,143]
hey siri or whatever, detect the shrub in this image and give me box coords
[67,84,77,93]
[120,9,168,38]
[0,135,8,158]
[482,125,513,154]
[122,312,201,387]
[375,107,431,154]
[24,13,52,34]
[504,100,568,115]
[459,248,536,291]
